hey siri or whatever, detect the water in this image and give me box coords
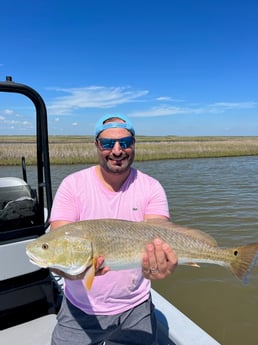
[1,156,258,344]
[135,157,258,345]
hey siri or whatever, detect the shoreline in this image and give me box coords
[1,136,258,165]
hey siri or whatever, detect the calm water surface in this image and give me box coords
[1,156,258,345]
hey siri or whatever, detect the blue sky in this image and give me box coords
[0,0,257,136]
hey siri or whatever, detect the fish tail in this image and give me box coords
[230,243,258,283]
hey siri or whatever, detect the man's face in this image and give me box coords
[95,127,135,174]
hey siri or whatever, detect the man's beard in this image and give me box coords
[101,152,134,174]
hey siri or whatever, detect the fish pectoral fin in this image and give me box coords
[184,262,200,268]
[83,258,97,291]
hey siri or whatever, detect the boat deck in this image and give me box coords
[1,289,220,345]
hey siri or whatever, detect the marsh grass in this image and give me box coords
[1,136,258,165]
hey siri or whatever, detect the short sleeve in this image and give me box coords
[49,175,79,222]
[144,179,170,218]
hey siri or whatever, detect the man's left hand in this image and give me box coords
[142,239,178,280]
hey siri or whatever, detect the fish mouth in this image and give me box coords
[26,250,48,268]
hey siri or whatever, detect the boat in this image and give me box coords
[0,77,220,345]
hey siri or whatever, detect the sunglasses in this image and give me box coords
[97,136,135,150]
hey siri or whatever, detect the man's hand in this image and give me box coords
[141,238,178,280]
[95,256,110,276]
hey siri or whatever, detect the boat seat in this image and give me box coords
[0,177,42,233]
[0,197,36,220]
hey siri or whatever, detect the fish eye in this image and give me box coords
[42,243,49,250]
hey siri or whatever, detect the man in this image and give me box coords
[50,114,178,345]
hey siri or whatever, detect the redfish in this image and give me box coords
[26,219,258,290]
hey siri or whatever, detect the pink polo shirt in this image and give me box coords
[50,166,169,315]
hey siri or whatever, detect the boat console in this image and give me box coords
[0,77,62,330]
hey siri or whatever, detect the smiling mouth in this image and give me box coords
[109,160,122,167]
[108,155,127,163]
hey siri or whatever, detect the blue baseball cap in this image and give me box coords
[94,114,135,138]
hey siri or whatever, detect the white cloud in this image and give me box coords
[209,101,257,110]
[128,106,183,117]
[155,96,185,102]
[0,117,33,131]
[41,83,258,125]
[128,105,205,118]
[22,121,33,127]
[3,109,14,115]
[156,96,173,101]
[128,101,258,118]
[47,86,149,115]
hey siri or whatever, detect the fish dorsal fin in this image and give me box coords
[144,219,218,247]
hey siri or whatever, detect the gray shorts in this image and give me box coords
[51,295,157,345]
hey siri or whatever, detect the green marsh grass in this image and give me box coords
[1,136,258,165]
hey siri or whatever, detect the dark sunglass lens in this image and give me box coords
[99,136,134,150]
[99,138,114,149]
[119,137,134,148]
